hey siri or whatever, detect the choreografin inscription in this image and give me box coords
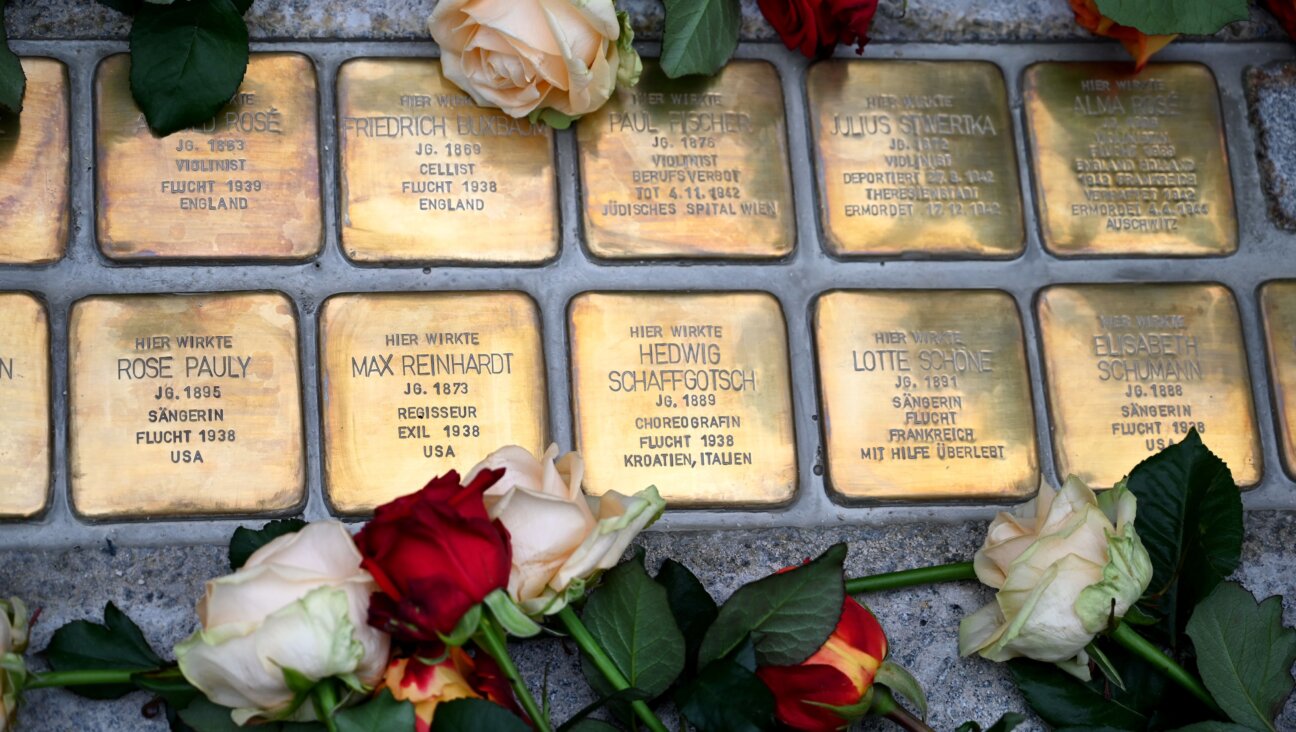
[69,293,304,518]
[1024,63,1236,256]
[337,59,558,263]
[1038,283,1260,488]
[577,61,795,259]
[569,292,796,505]
[1261,281,1296,479]
[320,292,548,513]
[96,53,322,260]
[815,290,1037,500]
[807,61,1024,258]
[0,294,50,517]
[0,58,70,265]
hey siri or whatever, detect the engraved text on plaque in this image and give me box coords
[0,294,49,517]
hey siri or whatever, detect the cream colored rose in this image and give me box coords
[958,477,1153,680]
[468,445,664,615]
[428,0,642,124]
[0,599,28,732]
[175,522,391,725]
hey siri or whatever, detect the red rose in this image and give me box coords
[355,469,511,644]
[383,647,523,732]
[823,0,878,54]
[1069,0,1176,71]
[1263,0,1296,39]
[758,0,878,58]
[756,598,888,731]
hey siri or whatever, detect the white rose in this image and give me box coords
[175,522,390,725]
[0,599,28,732]
[428,0,642,124]
[468,445,664,616]
[958,477,1153,680]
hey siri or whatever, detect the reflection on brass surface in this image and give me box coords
[337,59,557,263]
[96,53,322,260]
[0,59,69,264]
[569,292,796,505]
[807,61,1024,258]
[1024,63,1236,257]
[0,294,49,517]
[815,290,1037,501]
[577,61,795,259]
[1261,282,1296,479]
[321,292,549,513]
[1038,283,1259,488]
[69,293,304,518]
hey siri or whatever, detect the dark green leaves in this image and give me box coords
[698,543,846,667]
[1185,582,1296,731]
[1092,0,1248,36]
[660,0,740,78]
[0,0,26,114]
[430,698,532,732]
[954,713,1028,732]
[1009,660,1151,730]
[229,518,306,569]
[677,641,776,732]
[335,690,417,732]
[129,0,250,135]
[45,602,165,699]
[656,558,718,675]
[580,555,686,700]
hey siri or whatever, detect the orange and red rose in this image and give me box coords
[758,0,879,58]
[383,648,521,732]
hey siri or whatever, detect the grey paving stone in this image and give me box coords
[1248,62,1296,230]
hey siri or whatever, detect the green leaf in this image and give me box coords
[1170,724,1257,732]
[1092,0,1248,35]
[96,0,142,14]
[1086,641,1127,691]
[45,603,165,699]
[660,0,740,78]
[676,654,776,732]
[955,713,1029,732]
[129,0,250,136]
[229,518,307,570]
[875,660,927,719]
[698,543,846,668]
[655,558,718,674]
[555,688,651,732]
[178,699,244,732]
[0,0,26,115]
[336,690,417,732]
[1126,430,1242,646]
[564,722,619,732]
[1185,582,1296,732]
[430,698,532,732]
[1009,660,1149,730]
[231,0,254,14]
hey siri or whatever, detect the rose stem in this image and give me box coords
[478,615,553,732]
[311,681,341,732]
[556,606,670,732]
[870,686,936,732]
[23,669,138,689]
[1109,622,1219,712]
[845,561,977,594]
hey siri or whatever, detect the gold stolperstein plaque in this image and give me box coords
[1037,283,1260,489]
[320,292,549,513]
[815,290,1037,501]
[1260,281,1296,479]
[336,59,558,263]
[69,292,304,518]
[807,61,1024,258]
[569,292,796,505]
[1024,63,1236,257]
[0,294,50,517]
[577,61,795,259]
[96,53,322,260]
[0,59,69,265]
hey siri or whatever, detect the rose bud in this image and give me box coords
[175,522,390,726]
[756,598,888,732]
[355,469,512,644]
[383,647,522,732]
[0,598,29,732]
[959,477,1153,680]
[1069,0,1176,70]
[467,445,664,616]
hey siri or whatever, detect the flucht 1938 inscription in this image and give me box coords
[69,293,305,518]
[1261,281,1296,480]
[569,292,796,505]
[0,58,70,265]
[0,293,50,518]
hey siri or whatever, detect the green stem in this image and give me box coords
[846,561,977,594]
[1110,623,1219,712]
[478,615,552,732]
[311,682,340,732]
[24,668,138,690]
[556,606,669,732]
[870,686,935,732]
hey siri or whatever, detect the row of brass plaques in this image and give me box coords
[2,284,1293,519]
[0,55,1239,263]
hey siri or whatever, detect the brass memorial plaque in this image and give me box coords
[69,293,304,518]
[569,292,796,505]
[337,59,558,263]
[815,290,1037,501]
[577,61,795,259]
[1260,281,1296,479]
[96,53,322,260]
[807,61,1024,258]
[0,59,69,265]
[320,292,549,513]
[0,294,49,517]
[1024,63,1236,257]
[1038,283,1260,488]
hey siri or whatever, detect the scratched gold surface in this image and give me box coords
[815,290,1037,501]
[69,293,304,518]
[569,292,796,505]
[0,58,69,264]
[1261,281,1296,480]
[0,294,49,517]
[96,53,322,260]
[1037,283,1259,489]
